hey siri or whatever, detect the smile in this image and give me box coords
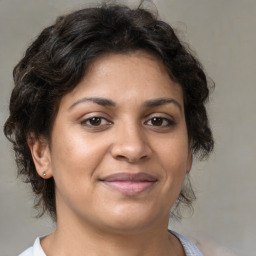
[100,172,158,196]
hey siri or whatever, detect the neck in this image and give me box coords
[41,208,185,256]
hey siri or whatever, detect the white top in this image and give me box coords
[18,231,204,256]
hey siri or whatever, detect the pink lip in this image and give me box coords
[100,173,157,195]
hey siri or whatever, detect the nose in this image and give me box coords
[110,122,152,163]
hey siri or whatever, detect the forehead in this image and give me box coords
[60,50,184,109]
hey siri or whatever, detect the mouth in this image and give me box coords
[99,172,158,196]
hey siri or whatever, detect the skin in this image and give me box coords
[29,51,192,256]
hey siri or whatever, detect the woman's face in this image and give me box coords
[38,51,192,233]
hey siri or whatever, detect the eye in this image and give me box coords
[145,116,175,127]
[81,116,112,128]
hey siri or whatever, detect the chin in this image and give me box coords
[98,204,167,234]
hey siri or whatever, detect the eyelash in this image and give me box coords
[80,117,112,128]
[80,115,176,131]
[144,117,176,127]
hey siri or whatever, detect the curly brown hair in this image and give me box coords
[4,3,214,220]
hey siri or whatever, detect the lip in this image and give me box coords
[99,172,158,196]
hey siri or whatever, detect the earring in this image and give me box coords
[42,172,46,178]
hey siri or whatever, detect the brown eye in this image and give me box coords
[145,116,175,128]
[151,117,164,126]
[81,116,112,129]
[88,117,102,126]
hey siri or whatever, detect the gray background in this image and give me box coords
[0,0,255,255]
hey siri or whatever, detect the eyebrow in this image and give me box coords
[68,97,182,111]
[144,98,182,111]
[68,97,116,110]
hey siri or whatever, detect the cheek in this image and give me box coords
[159,136,189,170]
[156,135,190,192]
[49,125,109,181]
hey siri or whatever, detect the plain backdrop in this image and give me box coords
[0,0,255,255]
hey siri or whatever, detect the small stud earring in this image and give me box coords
[43,172,46,177]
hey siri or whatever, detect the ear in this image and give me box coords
[27,133,53,179]
[186,150,193,174]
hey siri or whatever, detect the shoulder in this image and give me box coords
[18,247,33,256]
[170,230,204,256]
[18,237,46,256]
[171,231,239,256]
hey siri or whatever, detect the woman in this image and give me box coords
[4,2,214,256]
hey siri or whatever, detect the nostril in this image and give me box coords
[110,130,152,162]
[115,154,148,163]
[115,155,127,161]
[140,155,148,160]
